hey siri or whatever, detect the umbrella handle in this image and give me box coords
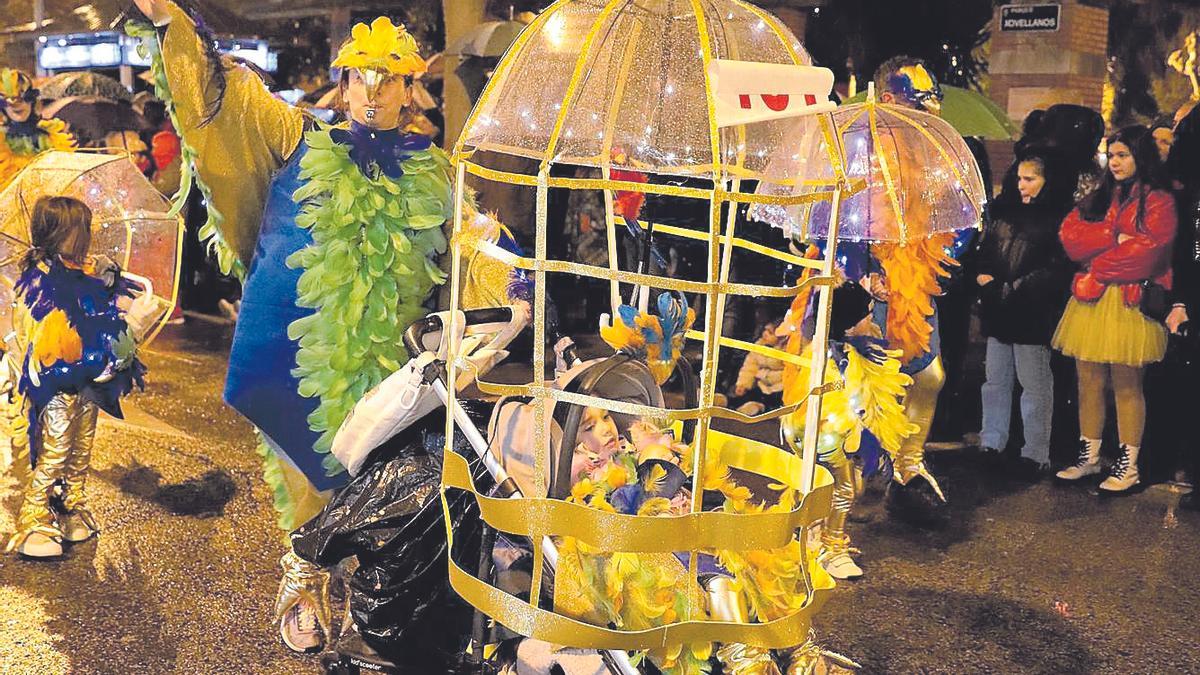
[121,270,154,299]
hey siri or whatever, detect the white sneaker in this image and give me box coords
[1056,438,1101,481]
[18,531,63,558]
[1099,444,1140,492]
[820,550,863,580]
[279,600,323,653]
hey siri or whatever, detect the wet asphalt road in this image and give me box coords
[1,321,1198,673]
[814,454,1200,674]
[0,321,321,675]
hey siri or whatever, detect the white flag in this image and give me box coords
[708,60,836,128]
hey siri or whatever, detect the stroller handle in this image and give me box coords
[402,306,515,359]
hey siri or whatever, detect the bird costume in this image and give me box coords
[131,6,452,530]
[6,256,144,553]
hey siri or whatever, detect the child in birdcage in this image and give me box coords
[558,402,823,675]
[6,196,156,559]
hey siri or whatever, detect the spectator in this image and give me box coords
[102,130,152,176]
[976,150,1075,479]
[141,100,182,196]
[731,321,784,416]
[1160,103,1200,506]
[1052,126,1177,493]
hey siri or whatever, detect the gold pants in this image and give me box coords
[820,456,861,555]
[893,357,944,496]
[4,390,30,486]
[9,393,98,549]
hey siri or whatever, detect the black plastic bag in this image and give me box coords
[292,409,492,671]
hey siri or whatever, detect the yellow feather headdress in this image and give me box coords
[332,17,427,77]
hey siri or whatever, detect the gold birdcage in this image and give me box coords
[441,0,865,666]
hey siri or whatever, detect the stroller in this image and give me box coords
[295,305,829,674]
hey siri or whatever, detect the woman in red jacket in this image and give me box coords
[1053,126,1177,492]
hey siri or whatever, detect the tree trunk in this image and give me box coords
[442,0,487,150]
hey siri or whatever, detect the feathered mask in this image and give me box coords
[0,68,35,103]
[332,17,427,78]
[886,64,943,113]
[600,292,695,384]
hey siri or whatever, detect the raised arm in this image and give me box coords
[133,0,304,276]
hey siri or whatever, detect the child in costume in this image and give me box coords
[130,0,452,651]
[546,293,853,675]
[6,196,147,559]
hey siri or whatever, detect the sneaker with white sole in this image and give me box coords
[820,550,864,580]
[274,551,331,654]
[279,600,323,653]
[59,510,98,543]
[1056,438,1102,481]
[1099,444,1140,492]
[18,531,64,559]
[818,534,863,580]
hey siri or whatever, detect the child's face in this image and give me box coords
[571,407,620,482]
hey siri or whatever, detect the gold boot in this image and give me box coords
[717,642,783,675]
[892,357,945,501]
[273,550,333,653]
[818,457,863,579]
[6,394,81,556]
[785,632,860,675]
[707,576,782,675]
[60,400,99,542]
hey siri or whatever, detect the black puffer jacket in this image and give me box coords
[976,198,1074,345]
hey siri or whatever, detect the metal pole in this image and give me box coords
[33,0,46,77]
[798,111,847,494]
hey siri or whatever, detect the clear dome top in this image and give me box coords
[458,0,812,182]
[752,102,987,243]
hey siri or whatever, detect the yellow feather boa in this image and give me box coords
[0,119,76,189]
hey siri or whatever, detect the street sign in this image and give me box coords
[1000,4,1061,32]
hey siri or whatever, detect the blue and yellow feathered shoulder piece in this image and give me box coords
[15,257,145,432]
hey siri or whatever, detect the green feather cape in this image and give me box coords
[287,125,451,475]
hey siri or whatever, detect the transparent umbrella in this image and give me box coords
[0,151,183,345]
[754,97,987,244]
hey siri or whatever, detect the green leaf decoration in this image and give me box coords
[285,124,453,477]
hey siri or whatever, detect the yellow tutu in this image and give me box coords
[1052,286,1167,366]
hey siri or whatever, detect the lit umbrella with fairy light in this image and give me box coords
[754,89,987,245]
[0,151,183,345]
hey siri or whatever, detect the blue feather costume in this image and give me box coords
[15,257,145,464]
